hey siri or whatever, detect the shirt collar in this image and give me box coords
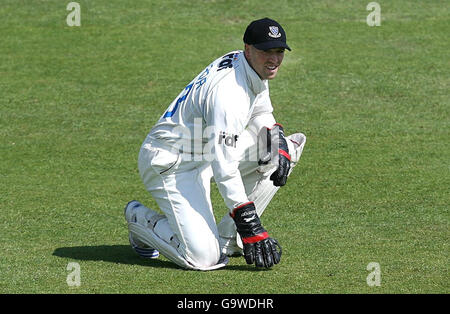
[239,51,268,95]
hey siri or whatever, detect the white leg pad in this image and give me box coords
[128,220,228,271]
[128,221,192,269]
[287,133,306,166]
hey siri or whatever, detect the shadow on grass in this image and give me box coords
[53,245,268,272]
[52,245,179,270]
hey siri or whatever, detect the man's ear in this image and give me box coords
[244,43,251,59]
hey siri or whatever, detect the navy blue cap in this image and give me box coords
[243,18,291,51]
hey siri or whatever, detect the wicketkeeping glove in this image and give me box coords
[231,202,282,268]
[270,124,291,187]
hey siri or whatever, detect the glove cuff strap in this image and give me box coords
[242,231,269,244]
[278,149,291,161]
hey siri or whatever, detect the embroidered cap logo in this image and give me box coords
[268,26,281,38]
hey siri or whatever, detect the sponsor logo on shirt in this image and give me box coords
[218,131,238,148]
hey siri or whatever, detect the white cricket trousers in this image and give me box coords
[137,130,305,270]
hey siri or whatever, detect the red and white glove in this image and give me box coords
[270,124,291,186]
[258,123,291,186]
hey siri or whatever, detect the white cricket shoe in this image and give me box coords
[124,200,160,259]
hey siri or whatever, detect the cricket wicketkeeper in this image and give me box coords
[125,18,306,270]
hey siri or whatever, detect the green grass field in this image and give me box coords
[1,0,448,294]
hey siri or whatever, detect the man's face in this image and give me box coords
[244,44,285,80]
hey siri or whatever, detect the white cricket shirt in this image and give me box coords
[146,50,276,210]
